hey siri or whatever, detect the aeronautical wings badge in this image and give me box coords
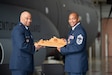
[76,34,83,45]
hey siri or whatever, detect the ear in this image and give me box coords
[78,17,80,22]
[78,16,82,22]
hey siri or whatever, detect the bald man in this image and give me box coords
[57,12,88,75]
[9,11,41,75]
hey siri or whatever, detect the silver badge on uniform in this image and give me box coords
[26,39,29,43]
[76,34,83,45]
[26,36,30,43]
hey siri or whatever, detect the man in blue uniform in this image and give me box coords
[57,12,88,75]
[9,11,42,75]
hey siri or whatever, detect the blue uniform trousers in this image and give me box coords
[11,70,33,75]
[68,72,86,75]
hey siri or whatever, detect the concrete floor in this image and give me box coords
[87,57,112,75]
[0,57,112,75]
[34,57,112,75]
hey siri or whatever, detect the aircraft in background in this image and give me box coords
[0,0,98,73]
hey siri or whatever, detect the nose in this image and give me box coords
[29,19,32,22]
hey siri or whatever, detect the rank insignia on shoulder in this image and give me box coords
[76,34,83,45]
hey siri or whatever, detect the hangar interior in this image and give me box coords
[0,0,112,75]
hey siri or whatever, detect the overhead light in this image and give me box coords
[86,13,90,24]
[45,7,49,14]
[63,4,66,7]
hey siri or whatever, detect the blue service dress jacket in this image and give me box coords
[9,22,35,72]
[60,23,88,73]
